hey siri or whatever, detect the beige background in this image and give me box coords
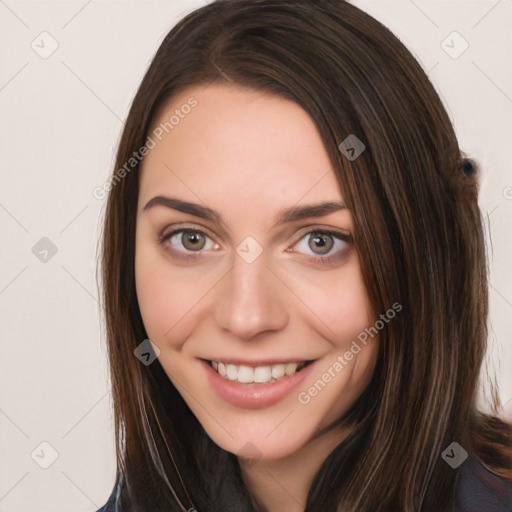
[0,1,511,511]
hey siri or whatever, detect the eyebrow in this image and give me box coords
[143,196,347,228]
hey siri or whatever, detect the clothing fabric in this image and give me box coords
[96,455,512,512]
[456,455,512,511]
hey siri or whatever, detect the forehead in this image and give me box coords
[139,83,343,207]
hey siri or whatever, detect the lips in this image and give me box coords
[202,358,318,409]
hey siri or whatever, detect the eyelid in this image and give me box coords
[290,224,352,243]
[158,223,352,261]
[159,223,351,244]
[288,227,352,261]
[159,222,218,243]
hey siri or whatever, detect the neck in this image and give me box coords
[238,426,350,512]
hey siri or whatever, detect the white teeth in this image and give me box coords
[285,362,298,376]
[271,364,285,379]
[210,360,308,384]
[238,365,254,383]
[226,364,238,381]
[254,366,271,383]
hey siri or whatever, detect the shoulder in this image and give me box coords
[96,496,117,512]
[456,454,512,511]
[94,460,512,512]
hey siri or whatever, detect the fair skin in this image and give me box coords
[134,83,379,512]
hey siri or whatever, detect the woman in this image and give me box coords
[97,0,512,510]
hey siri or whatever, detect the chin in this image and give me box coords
[201,417,318,462]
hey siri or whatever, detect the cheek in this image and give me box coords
[290,261,374,348]
[330,276,373,347]
[134,240,202,346]
[135,267,174,340]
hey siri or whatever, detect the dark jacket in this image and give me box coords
[455,455,512,511]
[96,455,512,512]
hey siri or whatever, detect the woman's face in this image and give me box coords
[135,83,378,461]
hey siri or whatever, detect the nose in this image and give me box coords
[214,253,289,340]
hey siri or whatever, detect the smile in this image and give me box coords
[208,360,313,384]
[203,358,318,409]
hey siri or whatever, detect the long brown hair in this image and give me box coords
[99,0,511,510]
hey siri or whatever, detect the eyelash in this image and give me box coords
[157,226,352,265]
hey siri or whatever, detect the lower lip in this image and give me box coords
[202,359,317,409]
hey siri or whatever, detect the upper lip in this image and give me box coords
[201,358,315,367]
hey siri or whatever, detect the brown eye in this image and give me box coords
[181,231,206,251]
[159,228,218,256]
[292,229,352,263]
[308,233,334,255]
